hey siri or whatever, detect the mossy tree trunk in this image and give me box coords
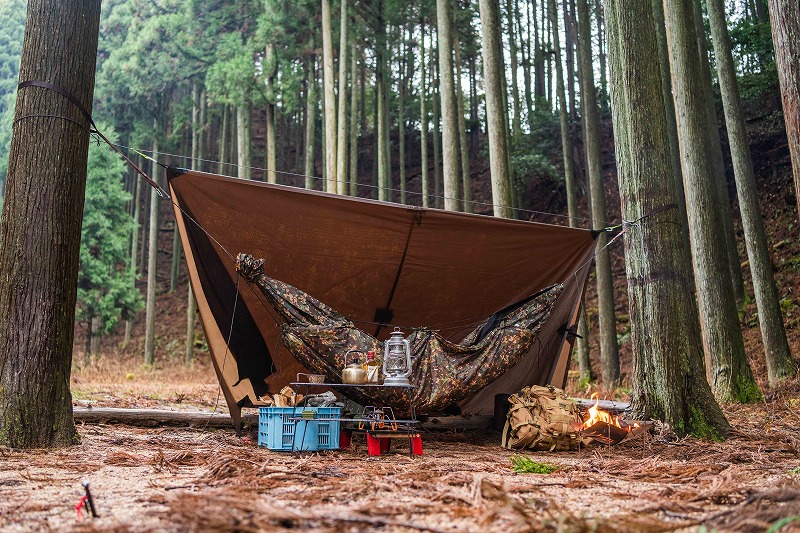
[663,0,761,403]
[707,0,796,384]
[0,0,101,448]
[604,0,730,438]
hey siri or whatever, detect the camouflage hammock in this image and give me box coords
[236,254,563,414]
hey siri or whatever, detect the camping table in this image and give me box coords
[289,382,419,456]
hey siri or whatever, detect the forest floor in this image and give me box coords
[2,361,800,532]
[3,103,800,532]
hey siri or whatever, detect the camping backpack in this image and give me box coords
[501,385,589,451]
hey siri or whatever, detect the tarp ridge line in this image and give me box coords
[108,142,615,228]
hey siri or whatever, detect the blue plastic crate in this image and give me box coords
[258,406,341,451]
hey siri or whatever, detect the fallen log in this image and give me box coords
[73,400,628,431]
[73,407,257,428]
[73,407,493,431]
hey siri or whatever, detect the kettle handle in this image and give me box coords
[345,349,365,366]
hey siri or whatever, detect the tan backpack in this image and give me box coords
[501,385,589,451]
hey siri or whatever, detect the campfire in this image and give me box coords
[580,394,642,445]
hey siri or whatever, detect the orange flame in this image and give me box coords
[581,393,635,430]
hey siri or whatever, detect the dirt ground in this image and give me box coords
[2,362,800,533]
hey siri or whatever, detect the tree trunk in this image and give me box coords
[377,67,388,201]
[767,0,800,218]
[596,0,607,109]
[138,171,148,273]
[453,17,471,213]
[506,0,522,138]
[604,0,730,438]
[563,0,577,123]
[578,0,619,388]
[420,17,430,208]
[693,0,745,309]
[349,47,359,197]
[236,105,250,180]
[533,0,546,104]
[521,0,535,126]
[663,0,760,403]
[125,156,142,343]
[219,104,229,174]
[707,0,796,384]
[478,0,513,218]
[89,316,100,356]
[548,0,579,228]
[336,0,348,195]
[144,136,160,367]
[437,0,461,211]
[265,43,277,184]
[399,26,408,205]
[304,54,316,189]
[432,53,443,209]
[651,0,688,232]
[322,0,337,192]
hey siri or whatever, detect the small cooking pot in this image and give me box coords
[342,350,368,384]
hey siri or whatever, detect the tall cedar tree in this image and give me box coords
[322,0,337,192]
[706,0,796,384]
[662,0,761,403]
[604,0,729,438]
[437,0,461,211]
[478,0,513,217]
[577,0,620,388]
[0,0,102,447]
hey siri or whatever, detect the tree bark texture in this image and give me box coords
[692,0,746,310]
[767,0,800,218]
[651,0,688,232]
[478,0,513,218]
[0,0,101,447]
[336,0,348,195]
[437,0,461,211]
[322,0,337,193]
[706,0,796,383]
[663,0,760,403]
[604,0,730,438]
[578,0,619,388]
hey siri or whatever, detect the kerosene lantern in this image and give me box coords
[383,327,413,386]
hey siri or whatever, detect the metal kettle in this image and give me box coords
[342,350,368,384]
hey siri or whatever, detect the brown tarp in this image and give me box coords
[167,169,596,428]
